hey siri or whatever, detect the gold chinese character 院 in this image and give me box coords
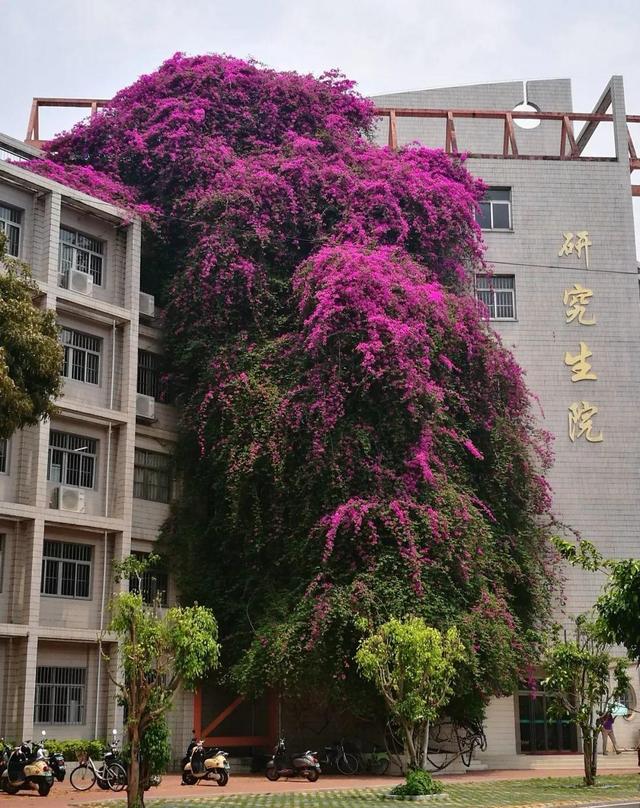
[563,283,595,325]
[564,341,597,382]
[558,231,592,267]
[568,401,603,443]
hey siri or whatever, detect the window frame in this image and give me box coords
[133,448,172,504]
[477,188,512,232]
[47,430,97,490]
[58,226,105,288]
[0,438,8,474]
[34,666,87,725]
[0,203,22,258]
[129,552,169,607]
[137,350,162,400]
[475,274,517,321]
[60,327,102,386]
[40,539,93,600]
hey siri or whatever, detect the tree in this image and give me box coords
[355,617,465,770]
[541,615,630,786]
[554,539,640,663]
[27,54,559,716]
[0,232,62,438]
[103,555,220,808]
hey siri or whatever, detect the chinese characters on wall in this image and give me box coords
[559,232,603,443]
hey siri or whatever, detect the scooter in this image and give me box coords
[181,736,230,786]
[1,732,55,796]
[266,737,320,782]
[42,732,65,783]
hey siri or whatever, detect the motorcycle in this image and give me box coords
[181,735,230,786]
[1,732,55,796]
[266,737,320,782]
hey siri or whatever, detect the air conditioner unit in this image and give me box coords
[136,393,156,421]
[68,269,93,296]
[139,291,155,319]
[53,486,86,513]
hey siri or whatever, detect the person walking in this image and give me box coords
[600,711,621,755]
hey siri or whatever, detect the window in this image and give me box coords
[619,686,637,720]
[0,204,21,257]
[34,667,86,725]
[58,226,104,287]
[41,540,92,598]
[47,431,97,489]
[137,350,162,400]
[0,438,7,474]
[129,552,168,607]
[518,680,578,753]
[61,328,101,385]
[134,449,171,503]
[477,188,512,230]
[476,275,516,320]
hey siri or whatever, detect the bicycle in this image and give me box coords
[425,720,487,771]
[69,750,127,792]
[357,745,390,775]
[317,740,359,774]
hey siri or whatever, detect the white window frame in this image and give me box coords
[0,203,21,257]
[47,431,97,489]
[477,189,512,231]
[0,438,8,474]
[58,226,105,287]
[34,666,87,725]
[476,275,517,321]
[60,328,101,385]
[40,539,92,600]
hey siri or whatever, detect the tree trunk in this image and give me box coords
[127,726,144,808]
[402,722,418,770]
[582,728,595,786]
[420,719,431,771]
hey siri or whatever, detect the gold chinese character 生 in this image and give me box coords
[564,341,597,382]
[558,231,592,267]
[568,401,603,443]
[563,283,595,325]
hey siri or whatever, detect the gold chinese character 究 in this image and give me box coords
[558,230,592,267]
[568,401,603,443]
[564,341,597,382]
[563,283,595,325]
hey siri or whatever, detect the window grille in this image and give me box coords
[0,204,21,257]
[41,540,92,599]
[58,226,104,287]
[34,666,86,725]
[47,431,97,489]
[137,350,162,400]
[0,438,7,473]
[476,275,516,320]
[476,188,512,231]
[61,328,101,385]
[134,448,171,503]
[129,552,168,607]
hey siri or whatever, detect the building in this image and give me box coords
[1,74,639,769]
[0,137,191,760]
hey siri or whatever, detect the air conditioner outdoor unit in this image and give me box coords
[68,269,93,296]
[139,291,155,319]
[53,486,86,513]
[136,393,156,421]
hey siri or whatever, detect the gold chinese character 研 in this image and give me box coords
[564,341,597,382]
[558,231,592,267]
[563,283,595,325]
[568,401,603,443]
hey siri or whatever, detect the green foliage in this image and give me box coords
[356,618,465,770]
[44,738,104,762]
[0,232,62,438]
[542,615,630,786]
[390,768,444,796]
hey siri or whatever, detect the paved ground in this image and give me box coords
[0,769,638,808]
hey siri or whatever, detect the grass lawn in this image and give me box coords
[87,773,640,808]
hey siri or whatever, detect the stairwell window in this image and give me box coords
[34,666,86,724]
[0,438,8,474]
[129,552,168,607]
[476,275,516,320]
[41,540,92,599]
[477,188,512,230]
[58,226,104,287]
[61,328,101,385]
[134,449,171,503]
[137,350,162,400]
[0,204,21,257]
[47,431,97,489]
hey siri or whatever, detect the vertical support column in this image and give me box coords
[43,191,62,293]
[17,634,39,744]
[609,75,628,163]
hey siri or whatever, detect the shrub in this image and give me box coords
[44,738,105,761]
[391,769,443,797]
